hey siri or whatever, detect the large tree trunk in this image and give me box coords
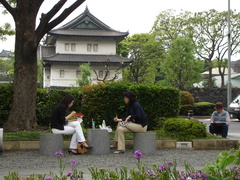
[2,0,85,131]
[4,4,38,131]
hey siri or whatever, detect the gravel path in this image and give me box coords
[0,148,224,179]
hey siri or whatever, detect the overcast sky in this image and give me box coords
[0,0,240,51]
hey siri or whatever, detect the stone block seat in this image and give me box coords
[133,132,156,154]
[0,128,3,154]
[39,134,63,155]
[87,129,110,155]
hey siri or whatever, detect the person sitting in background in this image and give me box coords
[209,102,230,138]
[51,94,91,154]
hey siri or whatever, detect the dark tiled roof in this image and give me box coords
[48,29,128,37]
[46,7,128,45]
[43,54,132,64]
[60,7,115,31]
[0,50,13,57]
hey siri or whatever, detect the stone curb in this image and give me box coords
[3,139,239,151]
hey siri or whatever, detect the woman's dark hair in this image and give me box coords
[60,94,74,109]
[123,91,137,105]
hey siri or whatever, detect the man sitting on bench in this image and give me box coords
[209,102,230,138]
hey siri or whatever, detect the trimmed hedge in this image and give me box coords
[0,85,82,127]
[81,82,180,130]
[0,84,13,126]
[36,88,83,126]
[0,82,180,130]
[179,102,215,116]
[163,118,207,141]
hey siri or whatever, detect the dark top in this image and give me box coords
[51,104,67,130]
[122,102,148,127]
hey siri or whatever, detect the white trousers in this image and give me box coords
[52,121,85,149]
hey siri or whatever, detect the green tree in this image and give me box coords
[76,63,92,86]
[152,9,192,50]
[190,9,240,88]
[123,33,163,84]
[152,9,240,89]
[0,23,15,41]
[0,0,86,131]
[116,39,129,58]
[161,37,203,90]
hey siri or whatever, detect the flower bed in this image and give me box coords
[4,148,240,180]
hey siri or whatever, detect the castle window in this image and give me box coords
[65,43,69,51]
[87,44,92,52]
[99,70,103,78]
[60,70,64,78]
[71,43,76,51]
[93,44,98,52]
[76,70,81,77]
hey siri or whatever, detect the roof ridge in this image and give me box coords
[55,7,126,33]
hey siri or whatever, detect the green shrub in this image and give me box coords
[36,88,82,126]
[179,102,215,116]
[163,118,207,141]
[193,102,215,116]
[153,117,168,130]
[180,91,194,105]
[179,104,194,116]
[0,84,82,127]
[0,83,13,126]
[0,82,180,130]
[80,82,180,130]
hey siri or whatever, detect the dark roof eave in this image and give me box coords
[44,60,132,64]
[48,32,129,37]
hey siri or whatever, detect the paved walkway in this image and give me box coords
[0,148,224,179]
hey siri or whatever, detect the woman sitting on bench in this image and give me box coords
[51,94,91,154]
[111,91,148,154]
[209,102,230,138]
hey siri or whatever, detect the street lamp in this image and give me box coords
[227,0,232,110]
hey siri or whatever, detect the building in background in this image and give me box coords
[39,7,132,88]
[0,50,13,61]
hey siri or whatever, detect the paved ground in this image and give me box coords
[1,117,239,179]
[0,149,224,179]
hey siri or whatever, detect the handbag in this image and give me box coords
[77,143,88,154]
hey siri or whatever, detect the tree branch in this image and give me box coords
[36,0,85,41]
[36,0,67,35]
[0,0,16,18]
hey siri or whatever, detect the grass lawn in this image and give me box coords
[3,129,222,141]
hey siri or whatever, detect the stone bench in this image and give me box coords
[0,128,3,154]
[39,134,63,155]
[87,129,110,155]
[133,132,156,154]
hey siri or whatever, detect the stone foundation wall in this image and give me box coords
[188,88,240,106]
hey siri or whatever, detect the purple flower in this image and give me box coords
[160,165,166,169]
[44,177,54,180]
[134,150,143,159]
[70,159,78,168]
[235,168,239,173]
[67,172,73,177]
[202,173,208,178]
[166,161,173,166]
[54,150,64,158]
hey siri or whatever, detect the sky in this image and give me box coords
[0,0,240,52]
